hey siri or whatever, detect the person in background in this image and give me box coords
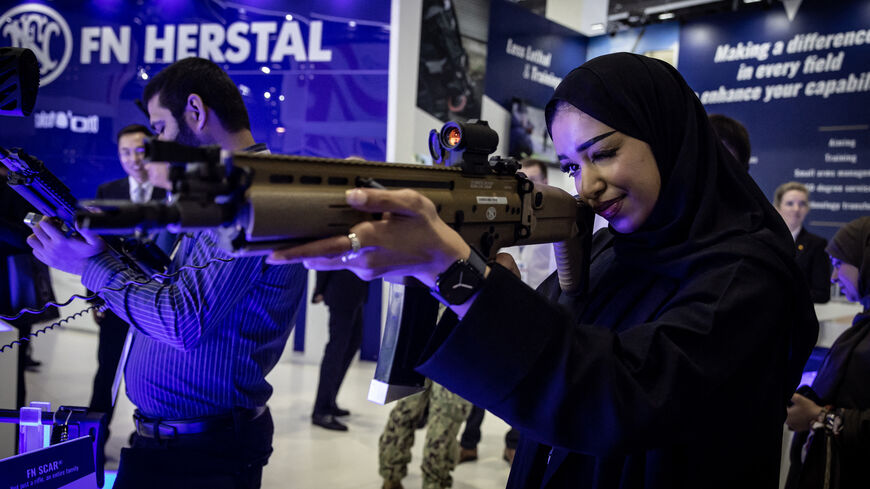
[501,158,558,290]
[458,158,555,466]
[310,155,371,432]
[310,269,368,431]
[785,216,870,488]
[709,113,751,171]
[27,57,306,489]
[379,376,471,489]
[268,52,819,488]
[774,181,831,303]
[88,123,167,466]
[0,164,57,406]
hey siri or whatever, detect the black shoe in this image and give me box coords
[24,356,42,371]
[332,407,350,417]
[312,413,348,431]
[458,447,478,464]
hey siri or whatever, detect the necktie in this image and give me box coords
[132,184,146,203]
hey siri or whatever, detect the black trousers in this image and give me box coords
[461,405,520,450]
[114,408,273,489]
[89,310,129,426]
[312,304,364,415]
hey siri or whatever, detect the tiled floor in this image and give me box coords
[20,278,512,489]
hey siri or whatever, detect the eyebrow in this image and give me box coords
[578,130,617,152]
[557,130,617,160]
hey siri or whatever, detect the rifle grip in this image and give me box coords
[553,202,593,297]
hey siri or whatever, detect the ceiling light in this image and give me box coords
[658,12,675,20]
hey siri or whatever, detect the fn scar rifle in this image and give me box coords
[77,120,592,402]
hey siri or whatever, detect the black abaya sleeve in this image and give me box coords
[417,258,803,456]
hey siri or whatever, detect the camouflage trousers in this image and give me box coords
[378,378,472,489]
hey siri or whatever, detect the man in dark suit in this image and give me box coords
[88,124,167,447]
[774,181,831,303]
[311,270,369,430]
[794,227,831,303]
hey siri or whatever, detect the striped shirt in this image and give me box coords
[82,230,306,418]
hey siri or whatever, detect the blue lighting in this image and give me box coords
[104,470,118,488]
[799,371,818,388]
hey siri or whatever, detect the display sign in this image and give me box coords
[0,436,95,489]
[484,0,586,111]
[679,0,869,237]
[0,0,390,198]
[587,22,679,67]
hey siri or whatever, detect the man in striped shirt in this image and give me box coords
[28,58,306,489]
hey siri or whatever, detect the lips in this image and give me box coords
[594,196,624,219]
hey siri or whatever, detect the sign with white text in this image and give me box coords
[0,437,95,489]
[0,0,390,198]
[680,0,869,237]
[485,0,586,110]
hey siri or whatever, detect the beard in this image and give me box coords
[174,116,202,146]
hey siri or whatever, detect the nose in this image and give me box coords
[576,165,605,202]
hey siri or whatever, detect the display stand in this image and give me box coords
[0,405,106,488]
[0,320,18,459]
[0,436,96,489]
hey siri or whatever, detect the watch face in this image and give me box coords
[436,260,484,305]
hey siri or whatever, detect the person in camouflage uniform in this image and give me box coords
[379,378,472,489]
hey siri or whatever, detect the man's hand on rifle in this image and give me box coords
[267,188,471,288]
[27,217,106,276]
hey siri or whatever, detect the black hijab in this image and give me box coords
[826,216,870,300]
[545,52,817,379]
[812,216,870,402]
[546,53,796,274]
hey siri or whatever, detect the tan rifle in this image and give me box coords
[78,120,593,401]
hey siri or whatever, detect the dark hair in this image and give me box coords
[708,114,751,171]
[520,158,548,178]
[143,57,251,133]
[116,123,152,143]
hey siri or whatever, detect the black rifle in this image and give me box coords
[0,146,170,278]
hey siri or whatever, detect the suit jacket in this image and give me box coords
[795,228,830,303]
[96,178,167,202]
[313,270,368,310]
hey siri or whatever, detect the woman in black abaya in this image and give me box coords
[270,53,819,488]
[786,217,870,489]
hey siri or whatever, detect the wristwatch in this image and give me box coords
[431,247,488,305]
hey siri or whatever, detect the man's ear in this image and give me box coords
[186,93,208,132]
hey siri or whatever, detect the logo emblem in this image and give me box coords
[1,3,73,86]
